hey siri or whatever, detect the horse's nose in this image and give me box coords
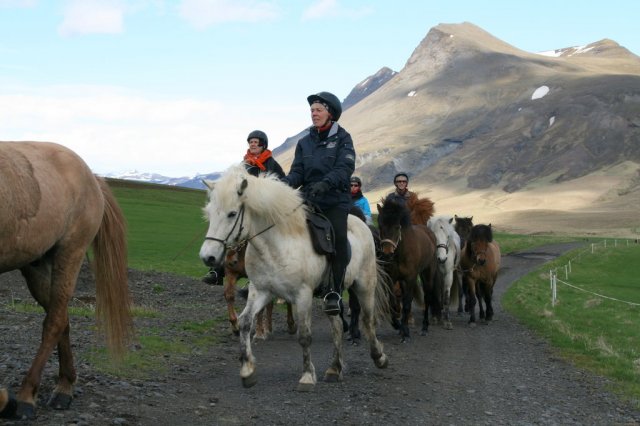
[477,258,486,266]
[438,256,447,264]
[203,255,218,267]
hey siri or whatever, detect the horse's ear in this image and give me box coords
[238,178,248,196]
[448,217,454,224]
[376,204,382,213]
[454,214,458,219]
[202,179,215,191]
[470,216,473,220]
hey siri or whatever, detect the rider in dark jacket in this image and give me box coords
[284,91,355,315]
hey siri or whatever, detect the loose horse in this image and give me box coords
[0,142,132,420]
[377,198,438,342]
[199,165,390,390]
[222,244,296,339]
[459,224,501,325]
[427,216,461,330]
[454,215,474,313]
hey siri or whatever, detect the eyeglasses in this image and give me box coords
[350,184,359,187]
[395,180,408,184]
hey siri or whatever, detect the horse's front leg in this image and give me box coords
[295,293,316,392]
[223,271,239,335]
[477,281,486,320]
[441,269,454,330]
[466,275,478,326]
[238,288,271,388]
[324,314,345,383]
[483,280,495,322]
[400,280,414,343]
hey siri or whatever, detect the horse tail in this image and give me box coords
[92,177,133,358]
[373,259,393,322]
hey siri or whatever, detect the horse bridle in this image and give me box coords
[380,227,402,252]
[204,204,247,258]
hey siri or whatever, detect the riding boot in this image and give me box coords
[323,262,345,316]
[202,265,224,285]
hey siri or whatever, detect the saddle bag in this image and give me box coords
[306,208,335,256]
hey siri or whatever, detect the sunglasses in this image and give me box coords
[395,180,408,184]
[350,184,360,187]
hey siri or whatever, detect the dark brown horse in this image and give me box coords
[0,142,132,420]
[459,224,501,325]
[223,244,296,338]
[454,215,474,313]
[377,198,438,342]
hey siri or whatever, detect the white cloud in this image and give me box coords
[302,0,372,20]
[178,0,279,29]
[0,85,305,176]
[58,0,125,37]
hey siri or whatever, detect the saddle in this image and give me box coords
[305,204,335,256]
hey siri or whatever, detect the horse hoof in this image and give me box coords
[420,329,428,336]
[296,383,315,392]
[374,354,389,369]
[444,322,453,330]
[350,338,361,346]
[16,401,36,420]
[287,325,298,335]
[323,371,343,383]
[48,392,73,410]
[0,390,18,419]
[241,372,258,388]
[469,322,477,328]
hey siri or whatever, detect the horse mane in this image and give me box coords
[213,164,308,236]
[378,198,412,229]
[406,192,435,225]
[470,224,493,243]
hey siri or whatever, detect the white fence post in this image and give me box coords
[552,272,557,307]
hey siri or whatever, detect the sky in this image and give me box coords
[1,0,638,177]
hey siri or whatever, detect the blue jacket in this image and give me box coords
[286,122,356,211]
[352,192,373,225]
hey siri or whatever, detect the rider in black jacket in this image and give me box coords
[284,91,356,315]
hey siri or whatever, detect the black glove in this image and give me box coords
[309,181,330,198]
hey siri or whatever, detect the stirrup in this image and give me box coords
[323,291,342,316]
[202,270,219,285]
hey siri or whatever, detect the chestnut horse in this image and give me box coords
[223,244,296,338]
[0,142,132,420]
[377,198,438,342]
[459,224,501,325]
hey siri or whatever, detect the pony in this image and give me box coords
[459,224,501,325]
[454,215,474,313]
[199,165,390,391]
[427,216,462,330]
[222,244,296,339]
[377,198,438,342]
[0,142,132,420]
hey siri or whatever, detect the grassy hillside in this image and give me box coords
[107,178,209,278]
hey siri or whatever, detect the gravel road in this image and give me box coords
[1,243,639,425]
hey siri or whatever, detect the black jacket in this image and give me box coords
[245,156,285,178]
[286,122,356,211]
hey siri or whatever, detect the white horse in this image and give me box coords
[199,164,390,391]
[427,216,461,330]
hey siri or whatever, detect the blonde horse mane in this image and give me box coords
[212,164,308,237]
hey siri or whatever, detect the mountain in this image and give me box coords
[103,170,220,190]
[342,67,397,110]
[273,22,640,236]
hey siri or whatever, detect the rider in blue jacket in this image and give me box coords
[283,91,356,315]
[350,176,373,225]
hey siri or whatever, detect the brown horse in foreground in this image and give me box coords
[454,215,474,313]
[377,198,438,342]
[459,224,501,325]
[0,142,132,420]
[223,244,296,338]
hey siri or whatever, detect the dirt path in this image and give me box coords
[1,243,639,425]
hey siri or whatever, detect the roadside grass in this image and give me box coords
[502,242,640,408]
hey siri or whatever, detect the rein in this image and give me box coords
[380,232,402,252]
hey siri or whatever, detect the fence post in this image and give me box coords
[568,260,572,273]
[565,264,569,280]
[592,243,595,254]
[551,272,557,307]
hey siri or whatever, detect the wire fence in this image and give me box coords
[549,239,640,307]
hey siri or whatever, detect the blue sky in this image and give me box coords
[1,0,638,177]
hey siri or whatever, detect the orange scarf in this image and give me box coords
[244,149,273,171]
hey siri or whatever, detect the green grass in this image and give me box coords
[493,231,582,254]
[108,178,209,278]
[503,242,640,408]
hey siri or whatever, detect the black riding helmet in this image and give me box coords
[350,176,362,186]
[307,91,342,121]
[247,130,268,149]
[394,172,409,183]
